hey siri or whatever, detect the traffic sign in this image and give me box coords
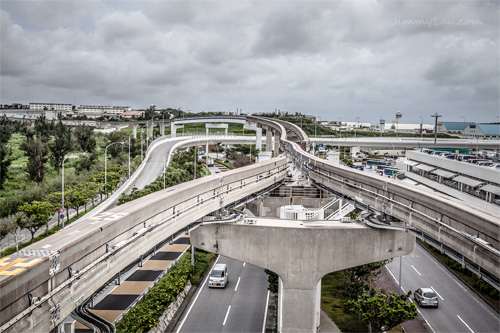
[60,208,64,213]
[60,215,64,219]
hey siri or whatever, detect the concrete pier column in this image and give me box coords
[171,123,184,137]
[278,277,320,332]
[160,123,165,136]
[274,131,281,154]
[266,129,273,152]
[132,124,138,139]
[256,128,262,152]
[191,221,414,333]
[147,121,153,140]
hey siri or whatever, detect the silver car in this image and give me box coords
[414,288,439,308]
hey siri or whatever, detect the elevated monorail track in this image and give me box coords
[1,115,498,332]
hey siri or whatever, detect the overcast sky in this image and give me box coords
[1,1,498,124]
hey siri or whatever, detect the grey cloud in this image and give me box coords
[0,1,498,124]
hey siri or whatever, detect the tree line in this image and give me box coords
[0,115,143,250]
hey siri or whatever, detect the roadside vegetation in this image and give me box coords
[0,116,141,254]
[418,240,499,310]
[264,261,417,333]
[115,249,215,332]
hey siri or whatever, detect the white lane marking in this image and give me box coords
[457,315,475,333]
[262,290,270,333]
[223,306,231,326]
[418,246,468,291]
[176,255,221,332]
[411,265,422,276]
[409,298,436,333]
[243,262,246,266]
[430,286,444,300]
[387,267,437,333]
[234,276,241,291]
[417,245,498,319]
[386,267,405,293]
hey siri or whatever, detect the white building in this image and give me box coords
[78,105,132,118]
[377,122,434,134]
[29,103,72,112]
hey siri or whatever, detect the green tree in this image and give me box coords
[66,184,89,216]
[0,215,20,252]
[105,131,126,158]
[49,118,72,173]
[342,261,389,300]
[0,115,14,190]
[21,129,49,185]
[76,151,98,172]
[18,201,53,243]
[33,114,52,143]
[45,192,63,227]
[346,292,418,333]
[74,125,96,153]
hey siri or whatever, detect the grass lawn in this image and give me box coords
[321,271,367,332]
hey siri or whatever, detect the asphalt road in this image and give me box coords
[386,243,499,333]
[176,256,269,333]
[127,138,186,193]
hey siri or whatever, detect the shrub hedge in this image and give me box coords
[115,249,215,332]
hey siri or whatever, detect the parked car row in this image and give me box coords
[420,149,500,169]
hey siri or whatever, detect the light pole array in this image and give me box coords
[105,142,125,198]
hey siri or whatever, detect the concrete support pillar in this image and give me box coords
[266,129,273,152]
[160,122,165,136]
[132,124,138,139]
[171,123,184,138]
[274,131,280,154]
[278,278,320,332]
[147,121,153,140]
[256,128,262,152]
[191,221,414,333]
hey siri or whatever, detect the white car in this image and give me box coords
[414,288,439,308]
[208,264,228,288]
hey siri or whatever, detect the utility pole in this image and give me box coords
[431,113,442,148]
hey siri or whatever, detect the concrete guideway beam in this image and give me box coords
[191,220,415,332]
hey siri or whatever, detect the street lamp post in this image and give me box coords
[420,116,423,139]
[431,113,442,148]
[164,154,167,189]
[194,145,198,180]
[128,133,133,179]
[62,156,69,229]
[105,142,125,198]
